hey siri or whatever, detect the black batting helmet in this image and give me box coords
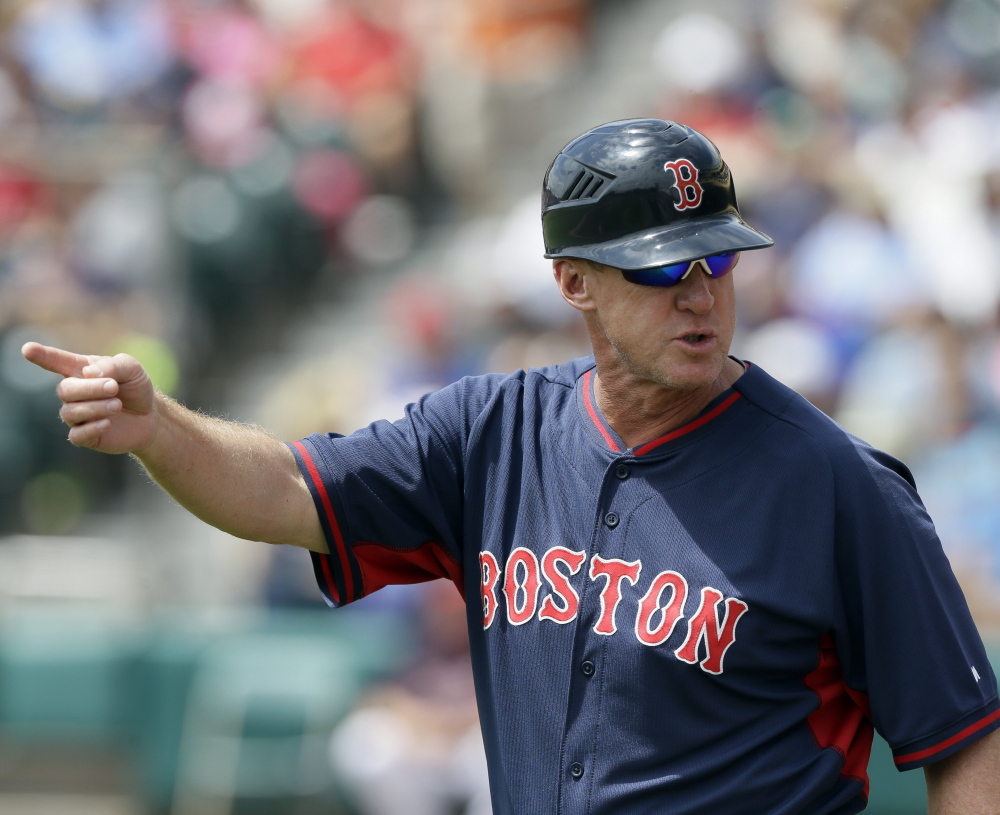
[541,118,773,270]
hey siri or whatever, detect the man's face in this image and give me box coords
[565,259,738,392]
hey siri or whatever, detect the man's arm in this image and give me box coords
[22,342,328,553]
[925,727,1000,814]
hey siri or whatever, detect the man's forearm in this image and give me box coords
[135,393,327,552]
[20,343,328,553]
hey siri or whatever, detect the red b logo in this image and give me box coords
[664,159,703,211]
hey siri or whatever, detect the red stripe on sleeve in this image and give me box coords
[293,441,356,603]
[894,707,1000,766]
[583,369,622,452]
[634,392,741,457]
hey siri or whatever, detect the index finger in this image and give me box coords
[21,342,92,378]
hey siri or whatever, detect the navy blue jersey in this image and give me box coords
[289,358,1000,815]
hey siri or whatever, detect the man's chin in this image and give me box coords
[650,356,730,393]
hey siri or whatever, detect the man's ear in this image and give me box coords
[553,258,596,311]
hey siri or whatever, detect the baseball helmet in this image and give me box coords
[541,118,773,270]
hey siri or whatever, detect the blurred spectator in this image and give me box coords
[915,422,1000,626]
[11,0,174,121]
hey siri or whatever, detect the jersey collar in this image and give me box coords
[576,361,746,457]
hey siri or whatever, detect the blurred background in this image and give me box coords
[1,0,1000,812]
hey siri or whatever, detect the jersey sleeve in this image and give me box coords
[830,441,1000,770]
[288,375,502,608]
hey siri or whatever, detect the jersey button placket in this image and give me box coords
[561,467,626,807]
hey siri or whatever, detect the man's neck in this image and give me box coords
[593,357,745,450]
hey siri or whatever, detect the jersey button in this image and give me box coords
[581,660,595,677]
[615,464,630,480]
[604,512,620,529]
[570,763,585,780]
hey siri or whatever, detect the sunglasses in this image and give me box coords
[621,251,740,287]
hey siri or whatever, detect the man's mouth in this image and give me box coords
[678,331,715,343]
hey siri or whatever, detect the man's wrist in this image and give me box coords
[130,390,171,462]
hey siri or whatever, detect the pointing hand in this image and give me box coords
[21,342,158,455]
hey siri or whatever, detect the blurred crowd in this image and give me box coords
[0,0,998,615]
[0,0,588,535]
[1,0,1000,629]
[2,0,1000,616]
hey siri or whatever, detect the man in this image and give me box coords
[23,119,1000,814]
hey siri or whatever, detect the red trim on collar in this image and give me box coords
[633,391,742,457]
[583,369,622,453]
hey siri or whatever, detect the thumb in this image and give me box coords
[80,353,149,386]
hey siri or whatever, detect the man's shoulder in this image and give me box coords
[450,356,593,396]
[733,361,916,487]
[524,355,595,387]
[418,356,592,425]
[733,361,844,442]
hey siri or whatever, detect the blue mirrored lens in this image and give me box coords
[620,252,740,287]
[620,261,690,288]
[703,251,739,278]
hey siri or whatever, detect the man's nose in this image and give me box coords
[675,262,716,313]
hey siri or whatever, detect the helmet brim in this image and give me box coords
[543,214,774,271]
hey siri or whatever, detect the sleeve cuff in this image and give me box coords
[892,698,1000,770]
[289,439,362,606]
